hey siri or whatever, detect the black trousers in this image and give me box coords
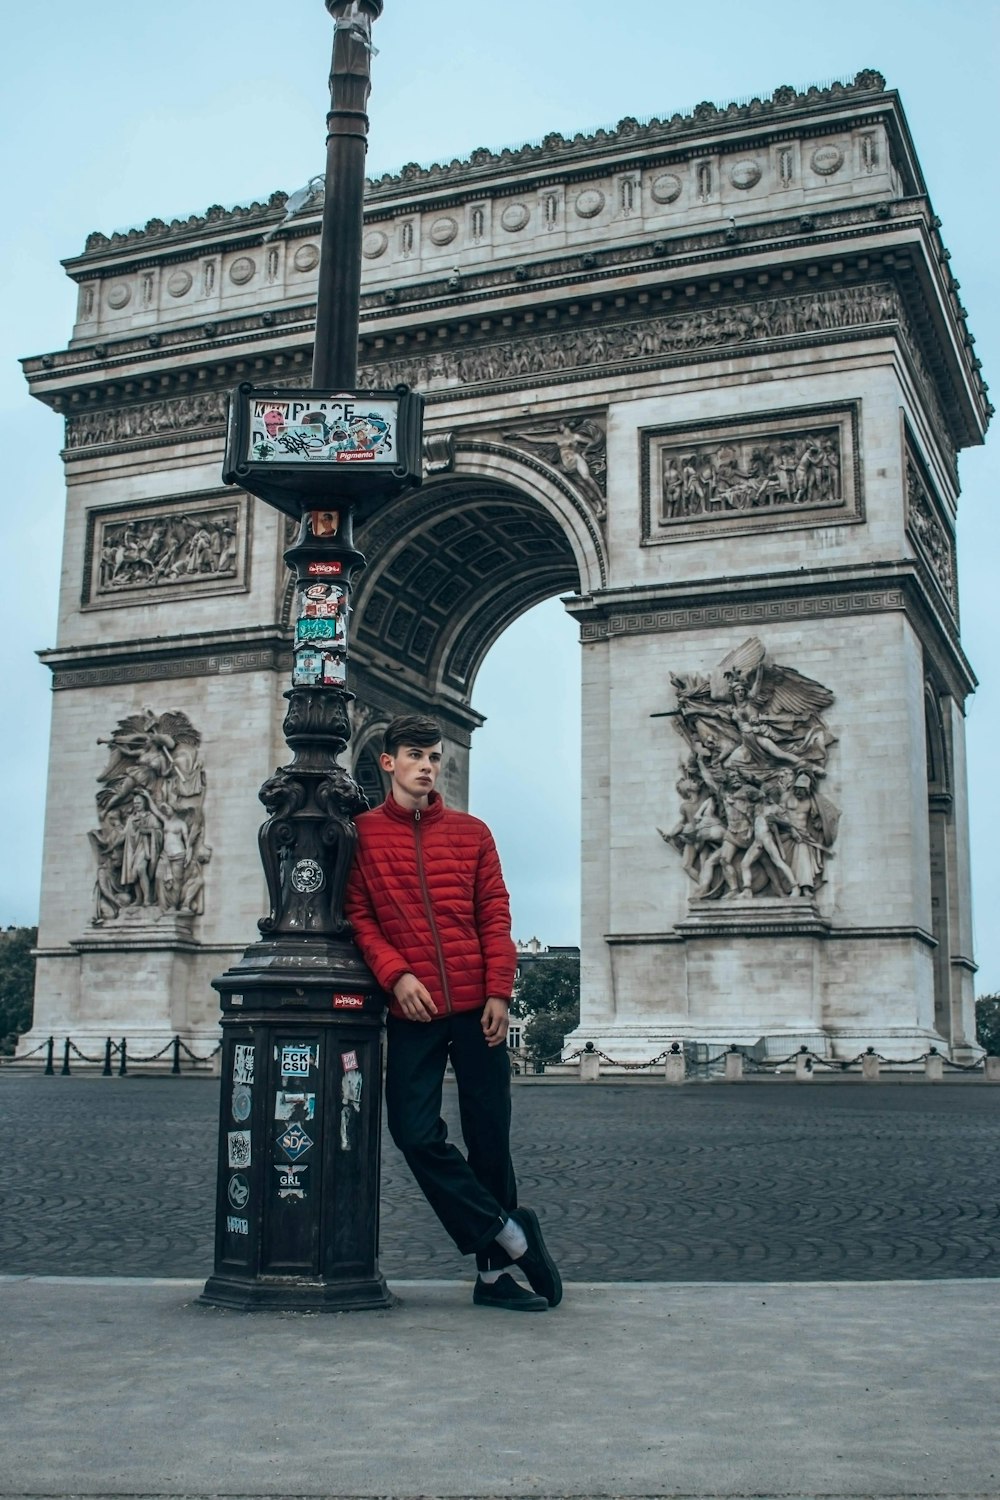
[385,1008,517,1271]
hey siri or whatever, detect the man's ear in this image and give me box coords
[378,751,395,773]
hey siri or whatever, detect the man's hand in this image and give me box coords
[481,997,510,1047]
[392,972,437,1022]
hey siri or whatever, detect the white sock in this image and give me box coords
[478,1268,504,1284]
[495,1215,528,1259]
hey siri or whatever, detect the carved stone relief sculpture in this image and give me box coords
[89,708,211,923]
[499,416,607,517]
[84,496,248,607]
[642,406,859,543]
[905,448,957,613]
[657,638,839,902]
[357,282,901,397]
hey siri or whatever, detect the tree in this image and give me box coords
[0,926,37,1055]
[976,994,1000,1057]
[512,953,580,1066]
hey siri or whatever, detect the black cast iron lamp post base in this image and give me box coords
[201,0,422,1314]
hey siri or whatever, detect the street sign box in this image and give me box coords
[223,382,424,518]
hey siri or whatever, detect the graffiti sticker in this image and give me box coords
[232,1044,254,1085]
[332,993,364,1009]
[274,1091,316,1122]
[226,1215,249,1236]
[231,1084,252,1123]
[227,1130,251,1169]
[340,1051,362,1152]
[227,1174,250,1210]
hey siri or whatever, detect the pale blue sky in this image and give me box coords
[2,1,997,979]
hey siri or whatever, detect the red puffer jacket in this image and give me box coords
[344,792,517,1019]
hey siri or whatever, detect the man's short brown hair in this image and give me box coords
[382,714,444,756]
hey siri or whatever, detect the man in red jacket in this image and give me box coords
[345,713,562,1312]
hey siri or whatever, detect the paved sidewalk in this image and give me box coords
[2,1274,999,1499]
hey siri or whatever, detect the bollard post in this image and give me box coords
[663,1043,685,1085]
[794,1047,813,1081]
[44,1037,54,1075]
[924,1048,944,1081]
[984,1056,1000,1082]
[102,1038,113,1077]
[118,1037,127,1077]
[172,1036,181,1075]
[61,1038,71,1076]
[724,1048,744,1082]
[861,1048,880,1081]
[580,1044,600,1082]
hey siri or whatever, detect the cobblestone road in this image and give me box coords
[1,1074,998,1282]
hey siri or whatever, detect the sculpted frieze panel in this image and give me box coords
[641,405,860,543]
[90,708,211,924]
[82,493,250,608]
[358,282,901,395]
[657,637,839,903]
[905,445,956,614]
[65,390,229,450]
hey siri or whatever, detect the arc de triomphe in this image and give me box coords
[21,72,989,1062]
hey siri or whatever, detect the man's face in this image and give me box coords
[380,741,443,808]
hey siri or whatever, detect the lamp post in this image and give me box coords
[201,0,422,1313]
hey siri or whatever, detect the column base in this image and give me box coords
[200,1270,395,1313]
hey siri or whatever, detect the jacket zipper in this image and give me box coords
[413,808,453,1015]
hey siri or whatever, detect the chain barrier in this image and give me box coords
[520,1039,991,1078]
[3,1033,223,1074]
[0,1036,51,1066]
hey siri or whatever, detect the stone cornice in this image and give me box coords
[566,561,977,700]
[66,71,904,266]
[25,213,988,450]
[39,625,290,691]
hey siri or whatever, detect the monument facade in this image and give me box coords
[21,72,989,1061]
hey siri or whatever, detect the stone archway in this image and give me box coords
[280,449,602,809]
[23,72,987,1063]
[354,459,593,807]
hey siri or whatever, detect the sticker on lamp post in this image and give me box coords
[248,398,395,465]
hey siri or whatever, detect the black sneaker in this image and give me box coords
[473,1273,547,1312]
[509,1206,562,1307]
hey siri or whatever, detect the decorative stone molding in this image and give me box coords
[810,144,845,176]
[641,403,861,544]
[500,202,530,232]
[657,636,839,902]
[729,159,762,189]
[166,269,193,298]
[82,491,250,609]
[577,583,908,641]
[89,708,210,925]
[76,72,890,258]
